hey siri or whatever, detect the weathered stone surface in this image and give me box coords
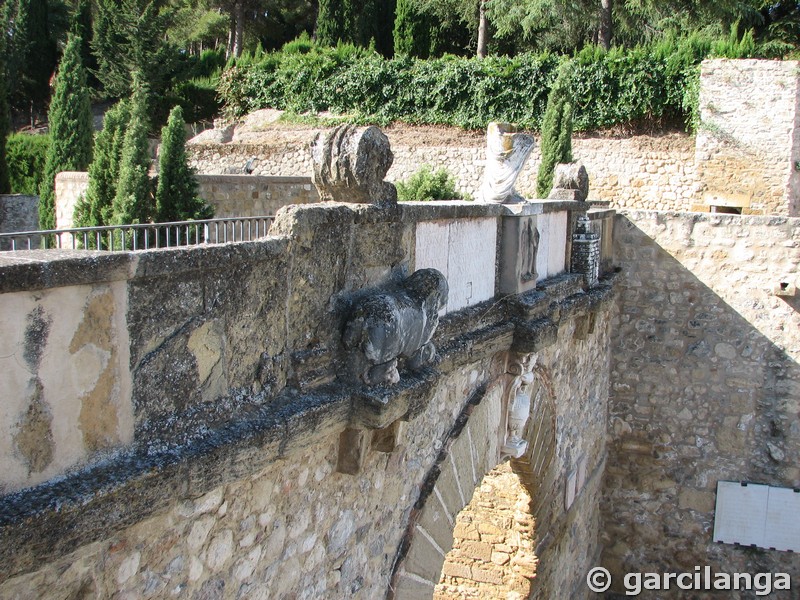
[0,195,39,249]
[604,210,800,593]
[342,268,448,385]
[310,124,397,205]
[478,122,535,204]
[549,162,589,202]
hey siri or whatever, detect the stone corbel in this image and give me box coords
[501,352,536,459]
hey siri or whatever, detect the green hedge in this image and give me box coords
[218,33,770,132]
[7,133,50,196]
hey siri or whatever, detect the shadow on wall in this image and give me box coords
[603,212,800,595]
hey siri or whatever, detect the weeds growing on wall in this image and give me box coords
[218,33,774,133]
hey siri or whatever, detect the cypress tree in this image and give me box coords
[39,35,94,231]
[74,100,131,230]
[0,2,12,193]
[394,0,431,57]
[12,0,58,117]
[111,82,153,226]
[537,63,574,198]
[316,0,345,46]
[155,105,212,223]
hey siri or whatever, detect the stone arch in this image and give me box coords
[387,352,558,600]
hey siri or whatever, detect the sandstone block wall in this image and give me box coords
[696,59,800,216]
[604,210,800,594]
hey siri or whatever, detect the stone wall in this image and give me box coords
[695,59,800,216]
[0,200,617,599]
[604,210,800,595]
[53,172,318,230]
[188,135,697,211]
[0,194,39,249]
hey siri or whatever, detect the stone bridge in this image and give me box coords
[0,180,616,598]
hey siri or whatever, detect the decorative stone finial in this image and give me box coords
[342,269,449,386]
[548,162,589,201]
[310,124,397,205]
[478,122,535,203]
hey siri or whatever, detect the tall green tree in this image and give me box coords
[537,62,573,198]
[0,2,12,193]
[74,100,131,229]
[394,0,433,56]
[93,0,181,99]
[9,0,59,119]
[111,83,153,226]
[155,105,212,222]
[315,0,346,45]
[39,34,94,231]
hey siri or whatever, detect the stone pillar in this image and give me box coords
[570,214,600,286]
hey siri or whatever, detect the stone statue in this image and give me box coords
[342,269,449,386]
[310,124,397,205]
[478,122,535,203]
[548,162,589,201]
[502,352,535,459]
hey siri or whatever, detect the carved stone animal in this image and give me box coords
[342,269,449,386]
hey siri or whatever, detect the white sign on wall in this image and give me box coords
[713,481,800,552]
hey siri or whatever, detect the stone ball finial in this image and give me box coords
[548,162,589,202]
[478,122,535,204]
[310,124,397,205]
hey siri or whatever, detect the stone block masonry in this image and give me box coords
[604,210,800,595]
[189,134,697,212]
[695,59,800,216]
[0,198,616,599]
[53,172,319,230]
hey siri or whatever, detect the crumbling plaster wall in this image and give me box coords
[604,210,800,595]
[0,200,617,599]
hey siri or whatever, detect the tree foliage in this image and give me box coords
[39,34,93,231]
[536,61,573,198]
[0,2,12,193]
[155,105,213,221]
[6,133,49,195]
[111,85,153,226]
[74,100,131,229]
[93,0,182,99]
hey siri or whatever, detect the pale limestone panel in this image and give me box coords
[547,211,568,278]
[536,212,552,282]
[0,282,132,493]
[414,220,450,283]
[445,218,496,313]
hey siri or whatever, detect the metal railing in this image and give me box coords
[0,216,275,252]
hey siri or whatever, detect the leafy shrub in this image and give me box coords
[218,35,773,132]
[396,165,467,201]
[6,133,50,195]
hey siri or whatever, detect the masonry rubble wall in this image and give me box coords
[188,135,697,212]
[53,172,319,230]
[604,210,800,595]
[0,199,617,599]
